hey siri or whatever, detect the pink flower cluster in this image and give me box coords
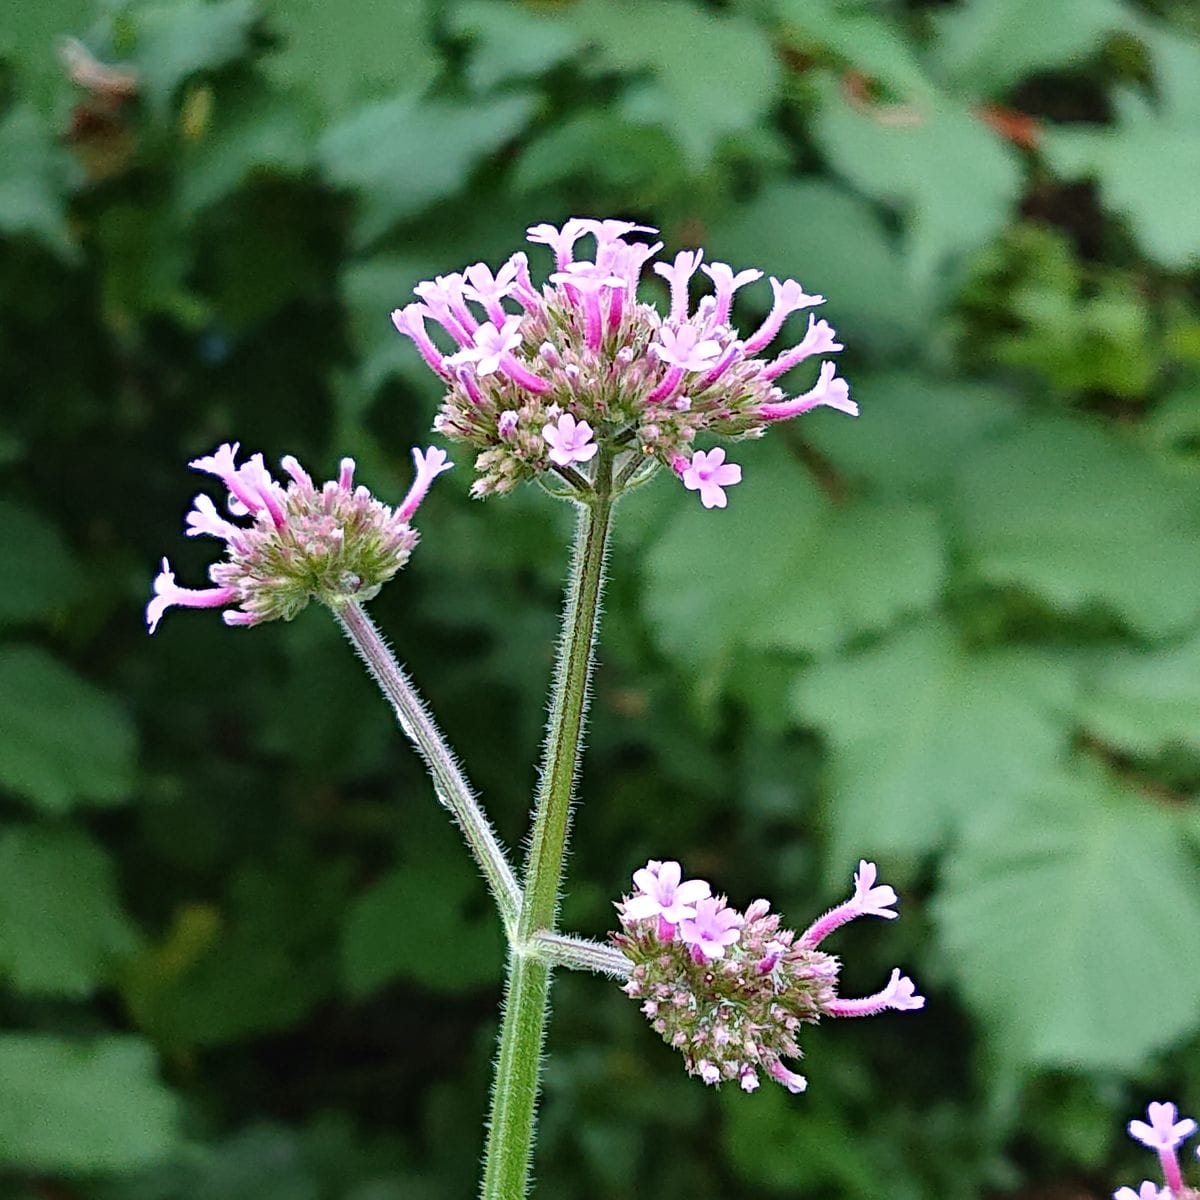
[147,444,451,632]
[1115,1102,1200,1200]
[391,217,854,505]
[613,859,923,1094]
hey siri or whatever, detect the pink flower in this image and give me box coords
[654,249,704,322]
[765,1057,808,1095]
[1130,1103,1198,1152]
[1114,1185,1170,1200]
[760,360,857,420]
[542,413,598,467]
[454,316,524,377]
[146,559,237,634]
[826,968,925,1017]
[650,324,722,372]
[680,448,742,509]
[1129,1101,1197,1194]
[397,446,454,521]
[679,896,742,961]
[622,860,711,925]
[701,261,763,325]
[799,859,899,948]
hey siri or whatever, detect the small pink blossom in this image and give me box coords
[1129,1101,1197,1194]
[654,249,704,322]
[766,1057,808,1094]
[542,413,598,467]
[1114,1185,1170,1200]
[679,896,742,961]
[397,446,454,521]
[826,968,925,1017]
[743,276,826,354]
[453,316,524,377]
[650,324,722,372]
[1130,1103,1198,1152]
[760,360,857,420]
[701,261,763,325]
[799,859,900,948]
[622,860,711,925]
[146,559,237,634]
[680,448,741,509]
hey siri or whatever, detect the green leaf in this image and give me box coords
[706,179,922,355]
[0,108,76,260]
[0,644,137,813]
[0,501,83,626]
[319,92,536,245]
[0,1034,179,1171]
[812,81,1022,294]
[954,414,1200,637]
[1041,30,1200,270]
[174,90,312,219]
[643,440,944,688]
[935,763,1200,1070]
[0,826,139,996]
[803,372,1020,496]
[932,0,1135,95]
[512,111,684,204]
[265,0,438,118]
[1077,633,1200,756]
[565,0,781,168]
[0,0,92,113]
[769,0,937,101]
[128,0,259,115]
[451,0,584,92]
[342,860,503,996]
[792,621,1077,867]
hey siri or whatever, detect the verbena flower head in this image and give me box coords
[147,444,451,632]
[392,217,855,505]
[1117,1101,1200,1199]
[612,858,922,1094]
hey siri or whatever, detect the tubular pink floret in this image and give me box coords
[799,859,899,949]
[462,260,518,326]
[678,896,743,962]
[765,1057,808,1094]
[622,859,711,925]
[826,968,925,1018]
[397,446,453,522]
[762,317,845,382]
[280,455,313,490]
[653,248,704,323]
[743,277,826,355]
[338,458,356,492]
[526,218,591,270]
[146,559,239,634]
[391,305,451,378]
[185,493,242,543]
[702,262,763,325]
[760,361,858,420]
[1129,1102,1197,1195]
[645,365,684,405]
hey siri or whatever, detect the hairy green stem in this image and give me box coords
[531,930,630,979]
[336,600,522,932]
[480,476,614,1199]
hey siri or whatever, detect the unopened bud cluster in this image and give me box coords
[1115,1102,1200,1200]
[611,859,923,1095]
[147,443,451,632]
[392,217,856,507]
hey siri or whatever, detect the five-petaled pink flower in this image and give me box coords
[680,448,741,509]
[622,860,711,925]
[542,412,598,467]
[1113,1185,1170,1200]
[1127,1101,1197,1195]
[679,896,743,961]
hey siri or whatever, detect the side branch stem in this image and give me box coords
[336,601,522,931]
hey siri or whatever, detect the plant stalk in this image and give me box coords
[336,600,522,931]
[480,472,614,1199]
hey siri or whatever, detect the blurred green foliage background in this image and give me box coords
[2,0,1200,1196]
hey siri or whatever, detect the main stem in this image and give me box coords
[480,479,614,1199]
